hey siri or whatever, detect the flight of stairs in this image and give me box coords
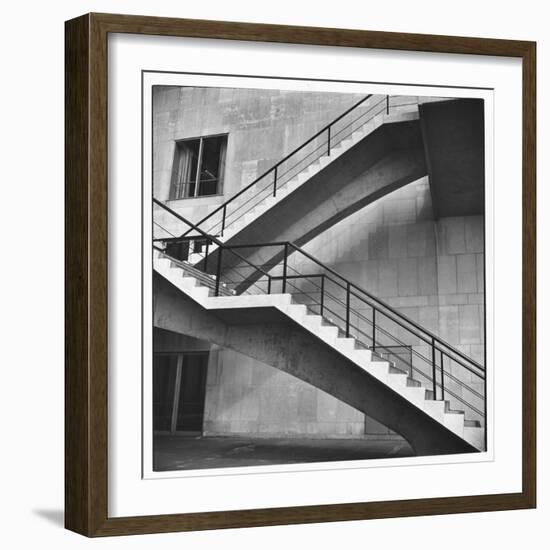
[187,106,420,265]
[154,250,484,451]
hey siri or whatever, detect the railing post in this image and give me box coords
[282,243,288,294]
[215,247,223,297]
[320,275,325,316]
[345,283,351,337]
[221,205,227,237]
[327,126,331,156]
[431,338,437,399]
[204,239,209,272]
[273,166,278,197]
[267,276,271,295]
[372,308,376,352]
[386,95,389,115]
[440,350,445,401]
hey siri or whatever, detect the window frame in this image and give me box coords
[169,132,228,200]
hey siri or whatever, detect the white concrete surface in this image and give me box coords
[155,255,485,449]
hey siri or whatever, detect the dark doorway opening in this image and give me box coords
[153,352,209,435]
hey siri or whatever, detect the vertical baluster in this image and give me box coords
[431,338,437,399]
[215,247,223,296]
[273,166,278,197]
[327,126,331,156]
[440,350,445,402]
[386,94,389,115]
[267,275,271,295]
[221,205,227,237]
[320,275,325,316]
[372,307,376,352]
[345,283,351,337]
[282,243,288,294]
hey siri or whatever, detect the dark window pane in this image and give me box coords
[197,136,227,196]
[170,135,227,199]
[170,139,200,199]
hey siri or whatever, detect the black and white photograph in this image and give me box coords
[150,82,487,472]
[1,0,542,544]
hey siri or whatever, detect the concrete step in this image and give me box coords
[422,399,446,422]
[287,303,308,321]
[155,260,485,451]
[387,372,409,388]
[442,412,464,436]
[425,389,436,400]
[364,361,392,382]
[403,386,427,408]
[335,337,357,353]
[406,377,422,388]
[353,349,372,365]
[302,313,323,330]
[389,365,408,376]
[464,419,482,428]
[180,276,199,290]
[318,325,339,341]
[155,258,172,270]
[463,426,485,449]
[189,285,210,301]
[157,256,236,297]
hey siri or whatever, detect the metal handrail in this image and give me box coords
[179,93,374,238]
[214,241,485,413]
[153,203,485,422]
[153,199,273,288]
[223,240,484,375]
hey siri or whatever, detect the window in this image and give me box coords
[169,134,227,199]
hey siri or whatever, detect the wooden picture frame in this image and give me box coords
[65,12,536,537]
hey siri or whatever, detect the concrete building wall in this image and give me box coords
[203,346,367,438]
[295,177,485,421]
[154,328,370,438]
[153,86,366,232]
[298,177,485,367]
[153,87,484,438]
[202,179,484,437]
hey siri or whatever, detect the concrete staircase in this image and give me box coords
[154,250,484,453]
[187,102,420,265]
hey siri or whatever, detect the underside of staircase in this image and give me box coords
[153,252,485,455]
[189,109,427,291]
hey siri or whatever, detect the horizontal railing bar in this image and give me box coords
[154,246,270,296]
[190,97,418,236]
[271,274,324,280]
[281,268,484,380]
[235,245,483,373]
[153,199,273,282]
[180,94,373,237]
[178,235,483,377]
[284,242,484,372]
[153,235,213,243]
[154,205,484,411]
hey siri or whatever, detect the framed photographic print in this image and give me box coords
[65,13,536,536]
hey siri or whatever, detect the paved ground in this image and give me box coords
[153,435,414,471]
